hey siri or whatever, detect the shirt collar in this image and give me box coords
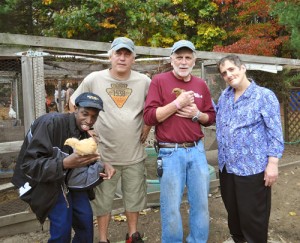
[224,79,256,99]
[243,79,256,98]
[69,113,81,138]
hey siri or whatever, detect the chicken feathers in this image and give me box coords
[172,88,186,97]
[9,104,17,119]
[64,137,98,156]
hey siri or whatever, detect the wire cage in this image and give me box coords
[0,58,23,141]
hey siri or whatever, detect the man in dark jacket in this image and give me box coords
[12,92,115,243]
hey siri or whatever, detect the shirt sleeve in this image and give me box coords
[261,90,284,158]
[200,82,216,126]
[21,117,67,183]
[143,76,160,126]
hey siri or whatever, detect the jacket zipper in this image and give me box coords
[61,183,70,208]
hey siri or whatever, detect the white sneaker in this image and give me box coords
[223,238,235,243]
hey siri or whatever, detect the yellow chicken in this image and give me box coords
[172,88,186,97]
[64,137,98,156]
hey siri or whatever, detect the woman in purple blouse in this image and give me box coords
[216,55,284,243]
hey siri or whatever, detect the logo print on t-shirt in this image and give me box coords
[106,83,132,108]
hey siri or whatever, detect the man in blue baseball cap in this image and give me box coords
[110,37,135,53]
[12,92,115,242]
[144,39,215,243]
[171,39,196,54]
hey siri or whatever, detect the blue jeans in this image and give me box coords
[158,141,210,243]
[48,190,93,243]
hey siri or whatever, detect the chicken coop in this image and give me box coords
[0,33,299,163]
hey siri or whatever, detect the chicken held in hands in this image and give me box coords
[64,137,98,156]
[172,88,186,97]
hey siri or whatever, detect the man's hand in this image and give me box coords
[87,130,100,144]
[140,125,152,144]
[175,90,195,108]
[156,90,195,123]
[100,162,116,180]
[63,153,100,169]
[264,157,279,187]
[176,103,199,119]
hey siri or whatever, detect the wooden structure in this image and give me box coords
[0,32,299,175]
[0,33,300,138]
[284,87,300,142]
[0,33,299,238]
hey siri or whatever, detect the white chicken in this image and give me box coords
[64,137,98,156]
[9,104,17,119]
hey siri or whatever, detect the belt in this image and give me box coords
[158,142,197,148]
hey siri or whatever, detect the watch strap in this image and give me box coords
[192,110,201,122]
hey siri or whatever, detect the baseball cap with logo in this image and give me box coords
[75,92,104,111]
[171,40,196,54]
[110,37,135,52]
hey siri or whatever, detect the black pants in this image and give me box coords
[219,167,271,243]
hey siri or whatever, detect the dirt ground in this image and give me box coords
[0,144,299,243]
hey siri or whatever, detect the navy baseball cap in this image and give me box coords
[75,92,104,111]
[171,40,196,54]
[110,37,135,52]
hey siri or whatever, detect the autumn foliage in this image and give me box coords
[212,0,290,56]
[0,0,298,58]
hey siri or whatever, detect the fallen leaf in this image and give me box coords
[112,215,127,222]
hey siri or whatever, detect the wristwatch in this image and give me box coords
[192,110,201,122]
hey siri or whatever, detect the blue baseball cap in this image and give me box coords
[171,40,196,54]
[75,92,104,111]
[110,37,135,52]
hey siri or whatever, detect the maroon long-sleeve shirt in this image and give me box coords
[143,71,215,143]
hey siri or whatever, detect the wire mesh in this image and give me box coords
[285,88,300,142]
[0,58,23,135]
[0,51,299,145]
[33,57,46,118]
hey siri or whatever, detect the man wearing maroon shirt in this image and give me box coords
[143,40,215,243]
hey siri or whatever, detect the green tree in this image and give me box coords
[0,0,34,34]
[270,0,300,58]
[0,0,225,50]
[0,0,296,57]
[41,0,177,45]
[43,0,226,50]
[0,0,76,36]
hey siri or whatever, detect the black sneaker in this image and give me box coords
[125,231,144,243]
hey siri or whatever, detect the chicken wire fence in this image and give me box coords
[0,59,22,171]
[0,58,22,129]
[0,56,46,128]
[0,54,299,145]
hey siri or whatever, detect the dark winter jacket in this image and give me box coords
[11,112,89,224]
